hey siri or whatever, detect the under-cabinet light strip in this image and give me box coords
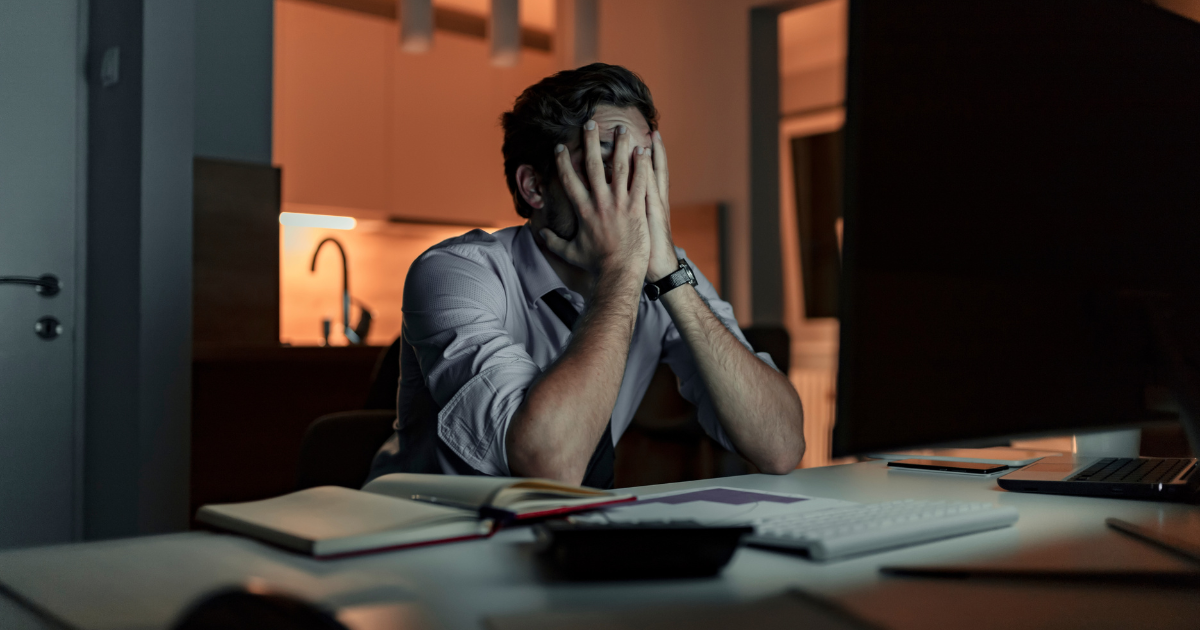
[279,212,357,230]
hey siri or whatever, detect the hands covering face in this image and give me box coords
[539,117,677,283]
[643,129,676,282]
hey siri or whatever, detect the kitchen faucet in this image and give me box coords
[310,237,372,345]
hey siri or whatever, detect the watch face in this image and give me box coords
[683,263,697,285]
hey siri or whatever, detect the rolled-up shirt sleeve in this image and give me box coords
[402,246,538,476]
[659,249,781,454]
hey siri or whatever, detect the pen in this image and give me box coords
[879,565,1200,586]
[411,495,513,523]
[1106,517,1200,566]
[410,494,480,511]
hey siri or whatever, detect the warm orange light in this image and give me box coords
[279,212,357,230]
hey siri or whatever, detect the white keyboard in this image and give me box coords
[745,500,1019,560]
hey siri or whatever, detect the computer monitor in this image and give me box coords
[832,0,1200,457]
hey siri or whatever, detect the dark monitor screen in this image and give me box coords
[833,0,1200,457]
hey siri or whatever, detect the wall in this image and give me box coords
[195,0,274,164]
[779,0,845,115]
[273,0,557,225]
[86,0,195,539]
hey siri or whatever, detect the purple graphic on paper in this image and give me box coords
[628,488,807,506]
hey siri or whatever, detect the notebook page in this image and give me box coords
[363,473,521,508]
[198,487,472,545]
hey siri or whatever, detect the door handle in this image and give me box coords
[0,274,61,297]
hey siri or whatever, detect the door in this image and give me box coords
[0,0,85,547]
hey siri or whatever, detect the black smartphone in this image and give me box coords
[887,459,1009,474]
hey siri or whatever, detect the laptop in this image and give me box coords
[998,453,1200,501]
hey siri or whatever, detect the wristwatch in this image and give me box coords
[644,259,698,301]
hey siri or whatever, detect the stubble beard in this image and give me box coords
[543,186,579,243]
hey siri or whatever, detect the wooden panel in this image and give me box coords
[191,346,381,524]
[792,368,840,468]
[193,158,281,354]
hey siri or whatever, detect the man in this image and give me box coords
[369,63,805,488]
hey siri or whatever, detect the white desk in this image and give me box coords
[2,461,1198,630]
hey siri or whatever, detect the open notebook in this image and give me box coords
[197,474,633,558]
[362,473,635,520]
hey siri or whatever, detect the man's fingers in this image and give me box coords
[645,161,662,208]
[582,120,612,207]
[644,162,669,230]
[612,124,633,200]
[554,143,592,216]
[629,146,651,208]
[651,130,670,204]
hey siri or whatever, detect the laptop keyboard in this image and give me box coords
[1069,457,1193,484]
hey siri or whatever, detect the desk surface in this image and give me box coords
[2,461,1199,630]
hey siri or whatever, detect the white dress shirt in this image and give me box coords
[369,223,778,479]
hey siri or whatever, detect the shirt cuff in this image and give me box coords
[435,362,541,476]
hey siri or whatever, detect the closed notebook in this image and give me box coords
[197,474,633,557]
[196,487,492,558]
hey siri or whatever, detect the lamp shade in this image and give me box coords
[491,0,520,66]
[400,0,433,53]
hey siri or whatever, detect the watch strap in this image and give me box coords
[644,260,697,301]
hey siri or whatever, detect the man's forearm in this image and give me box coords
[659,285,806,473]
[505,267,643,483]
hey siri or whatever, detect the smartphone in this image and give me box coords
[887,459,1009,474]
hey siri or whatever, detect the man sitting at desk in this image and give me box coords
[369,63,805,488]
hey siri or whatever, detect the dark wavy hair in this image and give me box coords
[501,63,659,218]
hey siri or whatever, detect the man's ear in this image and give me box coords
[515,164,545,209]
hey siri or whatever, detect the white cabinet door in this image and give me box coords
[0,0,84,547]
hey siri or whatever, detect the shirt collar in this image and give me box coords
[512,223,567,307]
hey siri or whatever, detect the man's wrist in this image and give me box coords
[657,280,697,308]
[599,255,648,283]
[646,255,680,282]
[644,258,700,302]
[597,258,650,305]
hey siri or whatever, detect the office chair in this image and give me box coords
[615,326,791,486]
[296,409,397,490]
[740,326,791,375]
[363,336,402,410]
[295,340,403,490]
